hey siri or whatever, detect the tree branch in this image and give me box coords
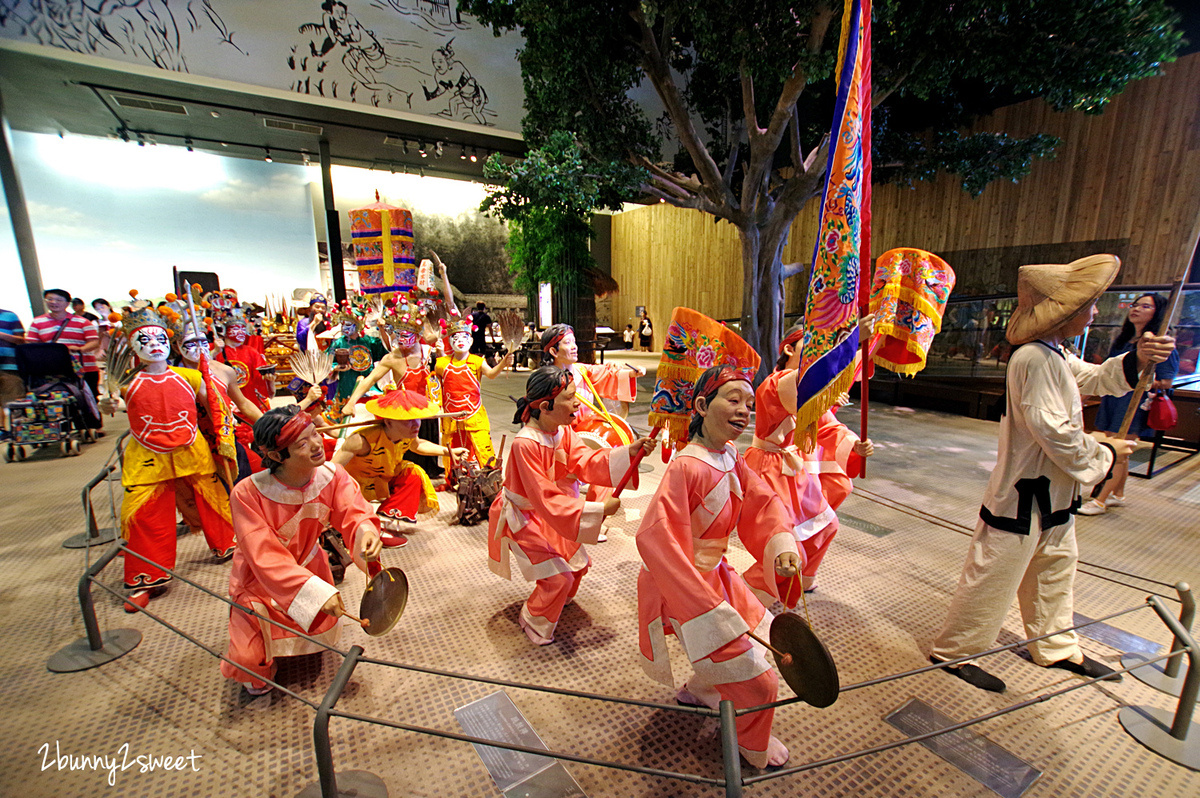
[740,63,761,139]
[760,3,835,156]
[630,5,734,210]
[789,108,803,172]
[781,261,807,280]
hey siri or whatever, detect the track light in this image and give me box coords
[435,141,444,158]
[419,141,427,157]
[469,147,478,163]
[402,140,410,155]
[136,132,145,147]
[185,137,194,152]
[118,126,129,143]
[264,147,273,162]
[459,144,467,160]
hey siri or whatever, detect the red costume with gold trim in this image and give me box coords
[120,367,235,588]
[435,353,494,468]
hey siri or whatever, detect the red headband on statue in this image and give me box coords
[779,327,805,355]
[692,367,749,409]
[542,326,573,353]
[272,410,314,451]
[520,370,571,423]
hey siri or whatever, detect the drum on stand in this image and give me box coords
[575,413,634,450]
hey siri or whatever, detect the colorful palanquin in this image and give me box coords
[349,194,416,300]
[869,248,956,375]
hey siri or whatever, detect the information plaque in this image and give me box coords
[885,697,1041,798]
[455,691,587,798]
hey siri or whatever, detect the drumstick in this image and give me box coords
[315,412,465,433]
[343,611,371,629]
[746,630,792,666]
[613,426,662,497]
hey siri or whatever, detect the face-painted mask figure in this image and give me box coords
[225,322,248,346]
[341,321,358,338]
[181,335,210,363]
[449,331,471,356]
[393,329,418,351]
[131,325,171,363]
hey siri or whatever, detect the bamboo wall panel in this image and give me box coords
[612,51,1200,330]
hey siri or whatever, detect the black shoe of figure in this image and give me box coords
[930,656,1007,693]
[1045,654,1123,682]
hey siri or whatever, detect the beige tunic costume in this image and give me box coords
[931,340,1136,666]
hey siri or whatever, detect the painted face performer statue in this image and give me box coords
[295,293,329,353]
[221,405,383,697]
[488,367,656,646]
[339,295,444,479]
[169,312,264,483]
[635,366,803,769]
[929,255,1175,693]
[214,304,274,413]
[434,312,513,478]
[540,324,644,506]
[329,300,388,414]
[109,294,236,613]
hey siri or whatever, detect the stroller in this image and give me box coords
[5,343,102,461]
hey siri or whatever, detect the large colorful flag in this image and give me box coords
[795,0,871,451]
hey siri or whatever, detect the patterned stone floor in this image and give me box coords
[1,353,1197,797]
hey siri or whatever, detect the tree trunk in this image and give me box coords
[737,221,789,384]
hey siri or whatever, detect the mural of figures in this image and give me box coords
[0,0,521,131]
[0,0,242,70]
[422,38,492,125]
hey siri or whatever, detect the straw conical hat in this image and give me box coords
[1005,255,1120,345]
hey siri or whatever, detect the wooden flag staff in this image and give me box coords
[1114,276,1188,439]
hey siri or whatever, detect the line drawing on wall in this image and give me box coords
[0,0,244,70]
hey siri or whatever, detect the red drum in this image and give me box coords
[575,414,634,450]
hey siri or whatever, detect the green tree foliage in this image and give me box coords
[481,130,642,307]
[463,0,1182,371]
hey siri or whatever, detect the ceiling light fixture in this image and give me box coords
[469,147,478,163]
[435,141,444,158]
[459,144,467,160]
[419,141,427,158]
[185,137,194,152]
[264,147,273,162]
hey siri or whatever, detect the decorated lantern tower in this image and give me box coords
[349,191,416,300]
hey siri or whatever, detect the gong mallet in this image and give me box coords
[746,629,793,666]
[612,426,662,497]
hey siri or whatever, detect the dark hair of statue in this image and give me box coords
[252,405,303,473]
[775,322,804,371]
[539,323,573,365]
[513,366,569,424]
[1112,293,1168,353]
[688,366,730,441]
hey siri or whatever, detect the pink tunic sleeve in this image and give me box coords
[559,426,634,489]
[231,487,336,633]
[326,465,382,570]
[579,362,637,403]
[735,458,806,600]
[636,460,738,636]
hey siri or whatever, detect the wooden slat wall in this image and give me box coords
[611,51,1200,333]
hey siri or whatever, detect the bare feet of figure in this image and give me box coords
[765,736,790,767]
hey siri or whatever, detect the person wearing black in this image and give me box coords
[470,301,493,356]
[637,311,653,352]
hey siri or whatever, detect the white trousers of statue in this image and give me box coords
[931,515,1079,667]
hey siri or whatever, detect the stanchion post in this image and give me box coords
[1118,595,1200,770]
[298,645,388,798]
[63,464,118,549]
[719,700,743,798]
[47,540,142,672]
[1166,582,1195,680]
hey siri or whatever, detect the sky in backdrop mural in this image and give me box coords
[11,130,320,306]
